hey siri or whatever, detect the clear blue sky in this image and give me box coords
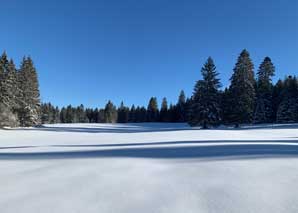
[1,0,297,108]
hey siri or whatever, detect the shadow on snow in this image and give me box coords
[1,143,298,160]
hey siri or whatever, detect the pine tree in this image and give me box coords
[128,105,136,122]
[104,100,117,123]
[188,57,221,128]
[228,49,255,127]
[147,97,159,122]
[0,53,19,126]
[18,57,41,126]
[160,97,169,122]
[117,101,129,123]
[253,57,275,123]
[276,76,298,123]
[176,90,186,122]
[272,79,284,122]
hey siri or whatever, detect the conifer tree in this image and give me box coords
[18,57,41,126]
[188,57,221,128]
[129,105,136,122]
[104,100,117,123]
[228,49,255,127]
[117,101,129,123]
[176,90,186,122]
[272,79,284,122]
[254,57,275,123]
[277,76,298,123]
[147,97,159,122]
[160,97,169,122]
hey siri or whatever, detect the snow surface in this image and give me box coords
[1,123,298,213]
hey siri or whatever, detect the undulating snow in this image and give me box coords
[1,123,298,213]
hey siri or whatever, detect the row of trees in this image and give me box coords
[42,49,297,128]
[189,49,298,128]
[41,92,189,124]
[0,52,40,127]
[1,50,297,128]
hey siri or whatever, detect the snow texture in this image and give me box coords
[1,123,298,213]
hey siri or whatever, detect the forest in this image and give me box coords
[0,49,297,128]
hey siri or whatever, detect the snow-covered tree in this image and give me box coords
[18,57,41,126]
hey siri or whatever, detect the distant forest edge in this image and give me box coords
[0,49,297,128]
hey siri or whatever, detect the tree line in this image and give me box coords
[1,50,297,128]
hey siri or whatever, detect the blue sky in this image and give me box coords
[1,0,297,108]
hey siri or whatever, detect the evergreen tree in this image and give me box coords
[0,54,19,126]
[160,97,169,122]
[104,100,117,123]
[188,57,221,128]
[146,97,159,122]
[228,49,255,127]
[76,104,88,123]
[65,105,74,123]
[254,57,275,123]
[277,76,298,123]
[18,57,41,126]
[117,101,129,123]
[176,90,186,122]
[128,105,136,122]
[272,79,284,122]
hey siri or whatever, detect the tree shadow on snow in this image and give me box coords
[1,143,298,160]
[9,123,298,133]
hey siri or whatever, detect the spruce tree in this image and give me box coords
[188,57,221,128]
[272,79,284,122]
[276,76,298,123]
[254,57,275,123]
[104,100,117,123]
[129,105,136,122]
[18,57,41,126]
[176,90,186,122]
[228,49,255,127]
[147,97,159,122]
[160,97,168,122]
[117,101,129,123]
[0,53,19,126]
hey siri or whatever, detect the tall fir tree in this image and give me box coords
[228,49,255,127]
[160,97,169,122]
[272,79,284,122]
[254,57,275,123]
[104,100,118,123]
[18,57,41,126]
[146,97,159,122]
[188,57,221,128]
[276,76,298,123]
[117,101,129,123]
[176,90,186,122]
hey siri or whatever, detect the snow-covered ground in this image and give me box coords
[1,123,298,213]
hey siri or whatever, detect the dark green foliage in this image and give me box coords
[253,57,275,123]
[276,76,298,123]
[18,57,41,126]
[41,103,60,124]
[117,101,129,123]
[147,97,159,122]
[272,79,284,122]
[188,57,221,128]
[228,49,255,126]
[104,100,117,123]
[160,97,169,122]
[176,90,186,122]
